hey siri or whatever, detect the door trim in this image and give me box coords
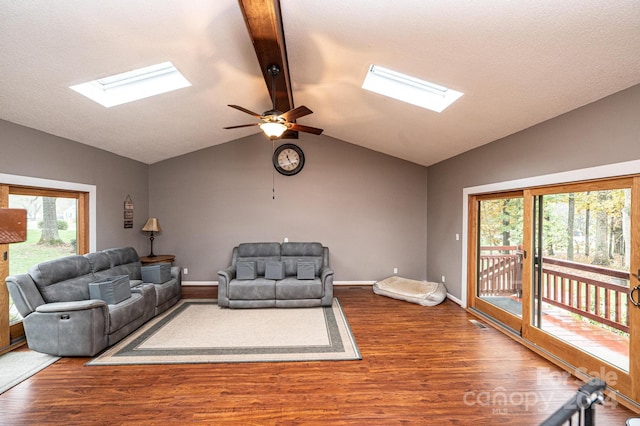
[0,173,97,252]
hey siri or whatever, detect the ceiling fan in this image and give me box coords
[224,64,324,139]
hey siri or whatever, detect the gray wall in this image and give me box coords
[427,84,640,300]
[149,133,428,282]
[0,119,150,252]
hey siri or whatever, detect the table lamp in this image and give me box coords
[141,217,161,257]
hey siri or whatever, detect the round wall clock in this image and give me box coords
[273,143,305,176]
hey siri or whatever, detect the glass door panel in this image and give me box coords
[532,188,631,371]
[7,193,79,325]
[474,195,524,329]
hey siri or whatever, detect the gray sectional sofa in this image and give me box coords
[5,247,181,356]
[217,242,334,308]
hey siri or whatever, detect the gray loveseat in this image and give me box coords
[5,247,181,356]
[217,242,333,308]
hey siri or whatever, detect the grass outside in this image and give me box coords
[8,229,77,323]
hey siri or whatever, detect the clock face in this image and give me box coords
[273,143,305,176]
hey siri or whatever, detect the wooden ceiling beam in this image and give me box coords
[237,0,293,114]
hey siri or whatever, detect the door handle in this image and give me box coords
[631,286,640,307]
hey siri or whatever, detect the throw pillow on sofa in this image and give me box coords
[265,260,285,280]
[89,275,131,304]
[237,261,257,280]
[297,261,315,280]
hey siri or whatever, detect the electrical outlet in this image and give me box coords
[441,275,446,283]
[456,233,460,241]
[393,267,398,274]
[183,268,188,275]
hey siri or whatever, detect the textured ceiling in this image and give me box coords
[1,1,639,166]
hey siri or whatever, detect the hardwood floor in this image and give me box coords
[0,286,636,425]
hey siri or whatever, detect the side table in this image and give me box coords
[140,254,175,265]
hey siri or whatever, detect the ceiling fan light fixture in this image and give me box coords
[259,121,288,138]
[362,64,463,113]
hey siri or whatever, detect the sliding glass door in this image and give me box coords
[469,176,640,403]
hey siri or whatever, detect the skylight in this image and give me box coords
[70,62,191,107]
[362,65,463,112]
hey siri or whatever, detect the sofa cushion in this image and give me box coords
[276,277,323,299]
[282,256,323,277]
[281,242,324,257]
[102,247,143,280]
[237,242,281,257]
[281,242,325,276]
[229,278,275,300]
[85,252,111,274]
[236,243,281,275]
[107,292,147,333]
[151,278,180,307]
[236,261,257,280]
[28,255,94,303]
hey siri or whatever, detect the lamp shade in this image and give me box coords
[259,122,287,138]
[0,208,28,244]
[141,217,161,233]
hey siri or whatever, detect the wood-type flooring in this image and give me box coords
[0,286,636,425]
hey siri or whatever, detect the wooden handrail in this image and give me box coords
[542,257,629,280]
[478,248,630,334]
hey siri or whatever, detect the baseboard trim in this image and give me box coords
[335,281,375,285]
[446,293,463,306]
[182,281,217,286]
[181,280,376,287]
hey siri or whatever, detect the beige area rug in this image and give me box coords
[0,349,60,394]
[87,298,360,365]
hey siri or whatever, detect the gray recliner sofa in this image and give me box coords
[5,247,181,356]
[217,242,334,308]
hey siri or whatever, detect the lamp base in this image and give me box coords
[148,233,156,257]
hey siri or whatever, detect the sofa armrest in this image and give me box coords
[34,299,110,337]
[171,266,183,285]
[218,266,236,282]
[6,273,46,317]
[319,266,334,306]
[36,299,108,313]
[25,300,110,356]
[320,266,334,282]
[217,266,236,307]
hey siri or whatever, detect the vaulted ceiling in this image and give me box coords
[1,1,639,166]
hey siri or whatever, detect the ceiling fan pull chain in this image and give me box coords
[272,139,276,200]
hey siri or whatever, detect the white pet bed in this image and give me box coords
[373,276,447,306]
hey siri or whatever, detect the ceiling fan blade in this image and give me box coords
[223,123,260,130]
[288,123,324,135]
[280,105,313,121]
[228,105,263,118]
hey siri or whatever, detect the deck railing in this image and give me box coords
[478,246,523,296]
[478,246,630,334]
[540,257,629,333]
